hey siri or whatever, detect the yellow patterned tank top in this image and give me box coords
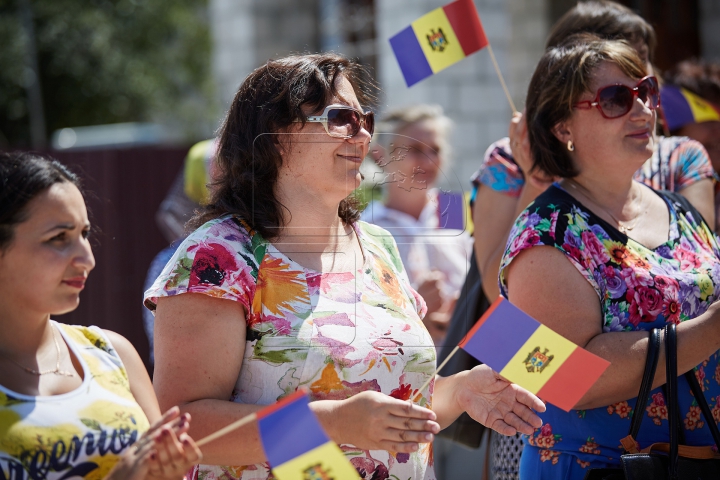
[0,321,150,480]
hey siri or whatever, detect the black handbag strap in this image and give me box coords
[627,328,661,443]
[664,324,679,479]
[684,355,720,451]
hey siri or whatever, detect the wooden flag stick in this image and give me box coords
[412,345,461,402]
[486,43,518,114]
[196,412,257,447]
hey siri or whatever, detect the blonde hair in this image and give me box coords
[377,104,453,162]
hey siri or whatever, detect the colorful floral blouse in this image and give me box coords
[470,136,714,203]
[0,322,150,480]
[499,184,720,478]
[144,216,437,480]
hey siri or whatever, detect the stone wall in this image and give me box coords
[210,0,319,113]
[375,0,548,191]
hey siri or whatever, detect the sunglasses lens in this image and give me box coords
[638,77,660,109]
[327,108,373,137]
[598,85,633,118]
[326,108,361,137]
[364,111,375,136]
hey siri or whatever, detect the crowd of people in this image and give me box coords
[1,0,720,479]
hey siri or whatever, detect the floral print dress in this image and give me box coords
[499,184,720,479]
[144,216,437,480]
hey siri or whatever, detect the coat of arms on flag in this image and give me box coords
[523,347,554,373]
[427,28,449,51]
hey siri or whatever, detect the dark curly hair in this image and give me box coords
[0,152,82,251]
[193,53,378,240]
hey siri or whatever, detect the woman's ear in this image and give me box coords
[551,120,572,144]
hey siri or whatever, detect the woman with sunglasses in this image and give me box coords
[500,35,720,478]
[145,53,545,480]
[449,3,716,476]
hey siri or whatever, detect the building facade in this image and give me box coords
[209,0,719,190]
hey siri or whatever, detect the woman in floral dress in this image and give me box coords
[501,36,720,479]
[144,53,545,480]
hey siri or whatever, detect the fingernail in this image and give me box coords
[424,433,433,441]
[411,444,418,451]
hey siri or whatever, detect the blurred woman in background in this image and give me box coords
[361,104,472,344]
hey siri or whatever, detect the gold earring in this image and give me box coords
[567,140,575,152]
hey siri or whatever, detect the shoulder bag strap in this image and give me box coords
[665,323,680,479]
[626,328,662,446]
[684,355,720,451]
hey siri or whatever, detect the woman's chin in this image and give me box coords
[51,296,82,316]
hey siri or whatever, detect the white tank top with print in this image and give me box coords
[0,321,150,480]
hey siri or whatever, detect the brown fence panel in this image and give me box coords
[49,146,188,372]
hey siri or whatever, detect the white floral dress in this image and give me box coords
[145,216,438,480]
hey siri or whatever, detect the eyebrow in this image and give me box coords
[44,223,91,234]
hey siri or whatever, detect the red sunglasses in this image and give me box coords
[574,76,660,119]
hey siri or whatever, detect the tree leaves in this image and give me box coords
[0,0,214,147]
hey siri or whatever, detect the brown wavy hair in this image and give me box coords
[192,53,377,240]
[526,34,647,178]
[547,1,656,61]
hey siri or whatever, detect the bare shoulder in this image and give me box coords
[101,329,145,369]
[506,245,602,345]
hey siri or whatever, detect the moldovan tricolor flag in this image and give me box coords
[389,0,489,87]
[661,85,720,131]
[459,297,610,411]
[257,390,360,480]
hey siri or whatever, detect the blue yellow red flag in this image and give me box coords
[257,389,360,480]
[661,85,720,131]
[458,297,610,411]
[389,0,489,86]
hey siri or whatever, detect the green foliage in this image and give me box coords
[0,0,214,147]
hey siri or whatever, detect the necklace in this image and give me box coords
[564,179,644,235]
[0,325,75,376]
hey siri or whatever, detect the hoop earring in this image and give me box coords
[567,140,575,152]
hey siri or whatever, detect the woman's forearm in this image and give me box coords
[432,373,467,429]
[576,303,720,410]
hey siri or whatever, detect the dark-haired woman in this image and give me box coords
[459,2,716,477]
[145,53,545,480]
[501,36,720,479]
[0,153,201,479]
